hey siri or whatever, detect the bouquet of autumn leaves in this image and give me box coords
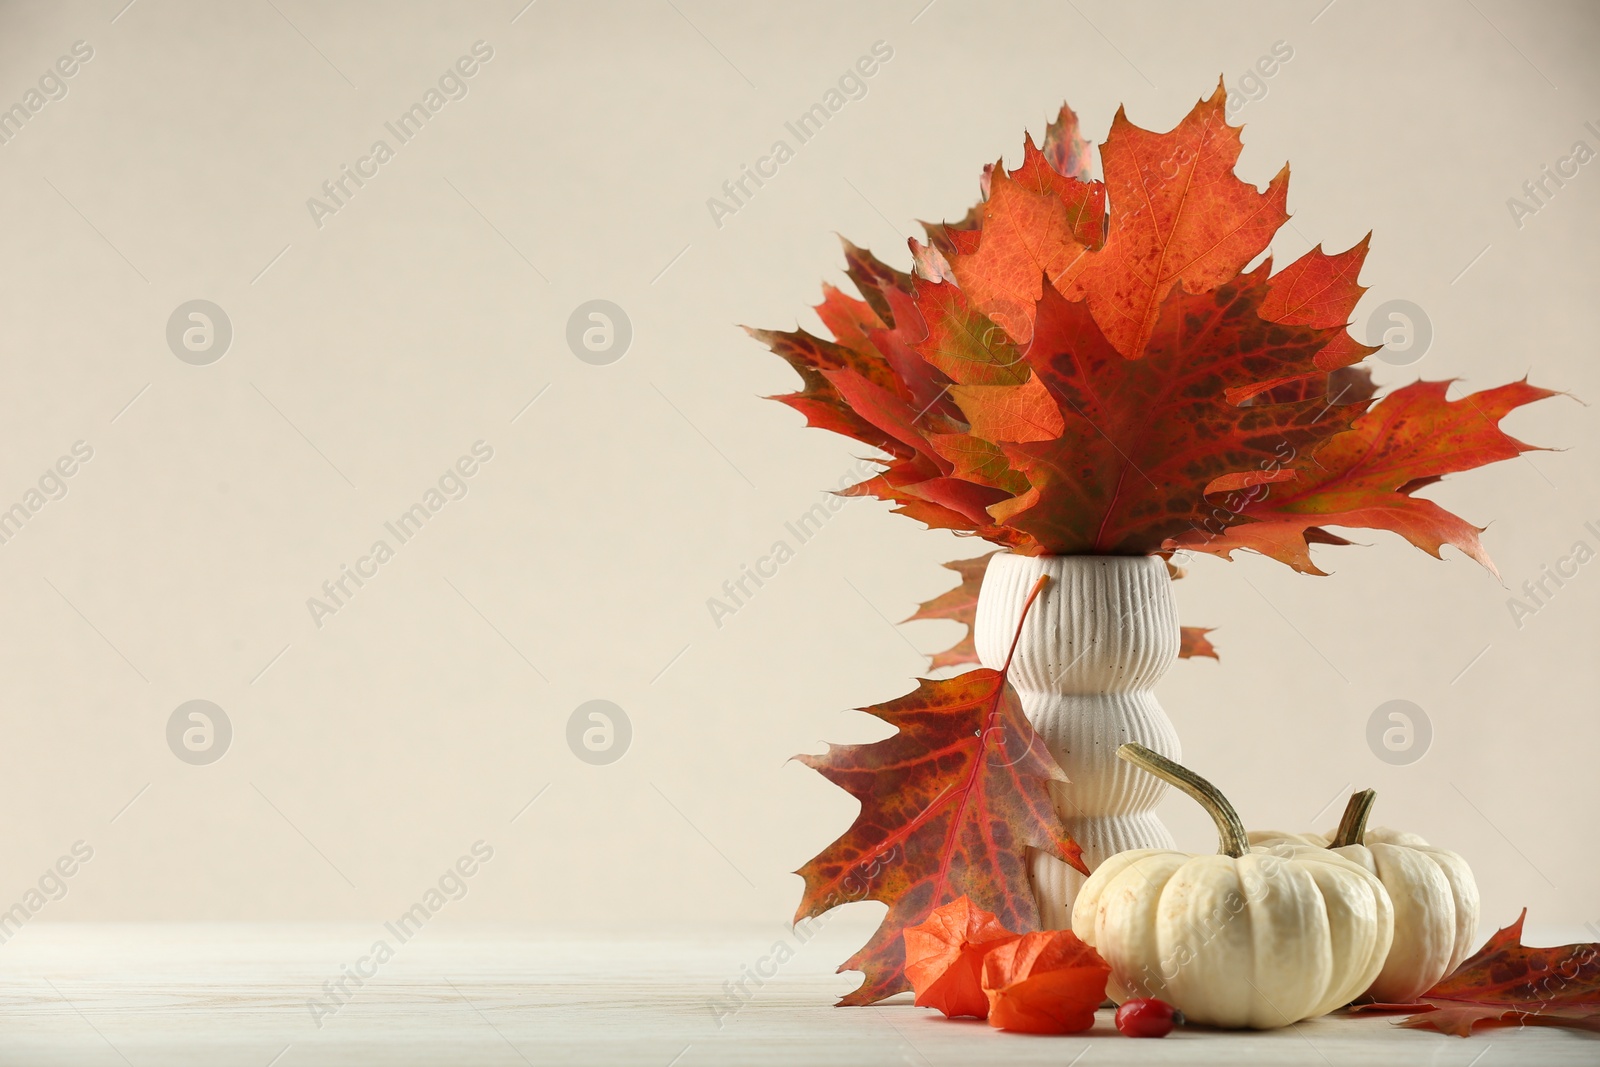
[752,84,1558,1009]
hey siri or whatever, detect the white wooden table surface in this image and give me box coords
[0,923,1591,1066]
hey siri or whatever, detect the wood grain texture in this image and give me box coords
[0,924,1591,1065]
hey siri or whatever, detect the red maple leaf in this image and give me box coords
[1173,379,1561,575]
[749,84,1556,572]
[980,269,1357,554]
[981,929,1111,1034]
[793,576,1084,1006]
[1351,911,1600,1036]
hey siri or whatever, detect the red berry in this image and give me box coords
[1115,997,1183,1037]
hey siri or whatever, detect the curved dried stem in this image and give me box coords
[1117,743,1249,859]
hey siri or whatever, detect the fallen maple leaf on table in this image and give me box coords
[794,576,1084,1006]
[982,929,1111,1034]
[1351,910,1600,1035]
[750,82,1559,573]
[907,551,1219,668]
[903,897,1021,1018]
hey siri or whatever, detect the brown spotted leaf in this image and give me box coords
[987,272,1360,553]
[1351,911,1600,1036]
[794,577,1083,1006]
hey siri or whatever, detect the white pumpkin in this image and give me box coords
[1071,745,1394,1030]
[1250,788,1480,1004]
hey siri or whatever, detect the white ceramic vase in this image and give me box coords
[973,553,1182,930]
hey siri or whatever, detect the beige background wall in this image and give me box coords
[0,0,1594,943]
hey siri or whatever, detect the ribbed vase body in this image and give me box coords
[973,553,1181,929]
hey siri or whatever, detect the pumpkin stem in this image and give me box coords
[1117,743,1250,859]
[1329,788,1376,848]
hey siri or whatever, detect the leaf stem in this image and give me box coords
[1330,788,1376,848]
[1117,743,1250,858]
[999,574,1050,677]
